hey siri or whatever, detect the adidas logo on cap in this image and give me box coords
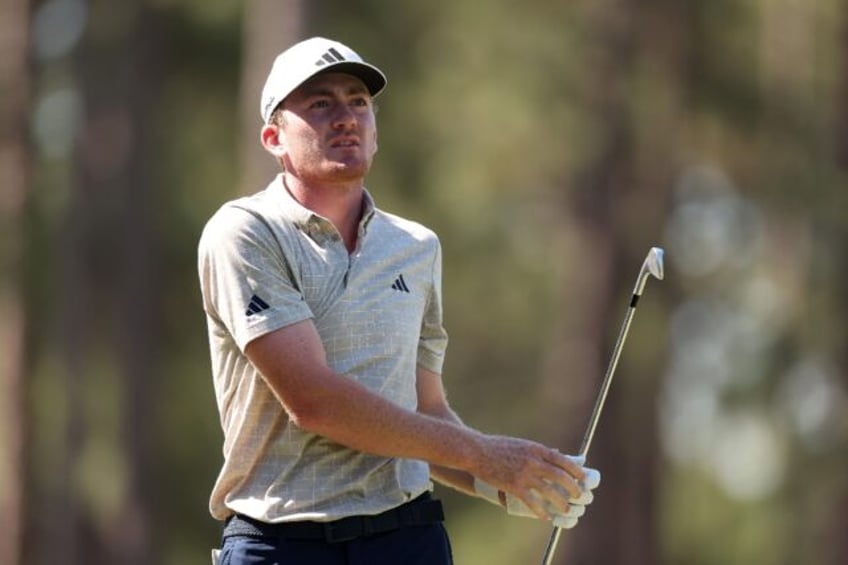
[315,47,347,66]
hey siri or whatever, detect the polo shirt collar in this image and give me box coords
[269,173,377,233]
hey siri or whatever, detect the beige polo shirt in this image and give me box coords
[197,175,448,523]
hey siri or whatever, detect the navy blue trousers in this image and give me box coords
[219,522,454,565]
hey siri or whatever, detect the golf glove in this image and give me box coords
[474,455,601,529]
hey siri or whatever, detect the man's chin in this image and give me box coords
[324,161,370,181]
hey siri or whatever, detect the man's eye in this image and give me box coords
[310,100,330,109]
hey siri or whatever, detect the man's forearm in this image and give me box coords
[416,387,481,497]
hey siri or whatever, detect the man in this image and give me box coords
[198,37,600,565]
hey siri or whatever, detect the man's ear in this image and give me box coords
[260,123,286,158]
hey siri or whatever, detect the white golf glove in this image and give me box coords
[474,455,601,529]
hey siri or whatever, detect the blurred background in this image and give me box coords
[2,0,847,563]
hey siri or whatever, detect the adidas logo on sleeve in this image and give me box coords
[245,294,270,316]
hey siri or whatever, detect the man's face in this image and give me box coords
[276,72,378,184]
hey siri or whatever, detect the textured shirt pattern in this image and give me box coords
[198,175,448,522]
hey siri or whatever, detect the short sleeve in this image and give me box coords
[417,237,448,373]
[198,205,313,351]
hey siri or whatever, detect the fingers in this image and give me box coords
[582,467,601,490]
[505,489,590,527]
[531,458,583,515]
[543,452,587,501]
[551,500,588,529]
[565,504,586,519]
[552,514,579,529]
[549,500,586,529]
[508,461,584,518]
[506,484,577,520]
[557,454,601,495]
[560,453,588,479]
[477,437,599,520]
[517,455,600,524]
[521,489,554,521]
[566,454,586,467]
[569,488,594,506]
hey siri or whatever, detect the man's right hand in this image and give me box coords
[471,435,584,519]
[473,441,601,527]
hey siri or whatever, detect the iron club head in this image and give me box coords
[646,247,664,280]
[633,247,665,296]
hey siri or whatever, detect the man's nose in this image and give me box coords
[331,104,357,129]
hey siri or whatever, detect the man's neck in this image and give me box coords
[283,173,365,252]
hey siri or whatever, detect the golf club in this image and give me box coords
[540,246,664,565]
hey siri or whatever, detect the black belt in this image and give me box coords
[223,494,444,544]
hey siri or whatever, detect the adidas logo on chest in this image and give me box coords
[391,274,410,293]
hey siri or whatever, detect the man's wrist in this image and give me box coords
[473,477,506,508]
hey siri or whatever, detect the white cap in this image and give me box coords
[260,37,387,123]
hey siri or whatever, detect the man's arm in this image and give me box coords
[245,319,484,468]
[415,366,487,498]
[245,318,584,519]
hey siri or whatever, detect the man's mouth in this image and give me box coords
[330,137,359,148]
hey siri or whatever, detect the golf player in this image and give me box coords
[198,37,600,565]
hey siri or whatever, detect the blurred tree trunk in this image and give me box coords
[238,0,307,194]
[67,1,162,563]
[49,65,89,565]
[114,4,160,564]
[0,1,31,564]
[547,1,662,563]
[838,0,848,171]
[826,4,848,564]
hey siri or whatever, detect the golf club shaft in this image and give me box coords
[540,266,656,565]
[539,300,637,565]
[579,302,637,457]
[541,526,563,565]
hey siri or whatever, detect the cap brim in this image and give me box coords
[313,61,387,97]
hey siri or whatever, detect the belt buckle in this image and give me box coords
[323,518,362,543]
